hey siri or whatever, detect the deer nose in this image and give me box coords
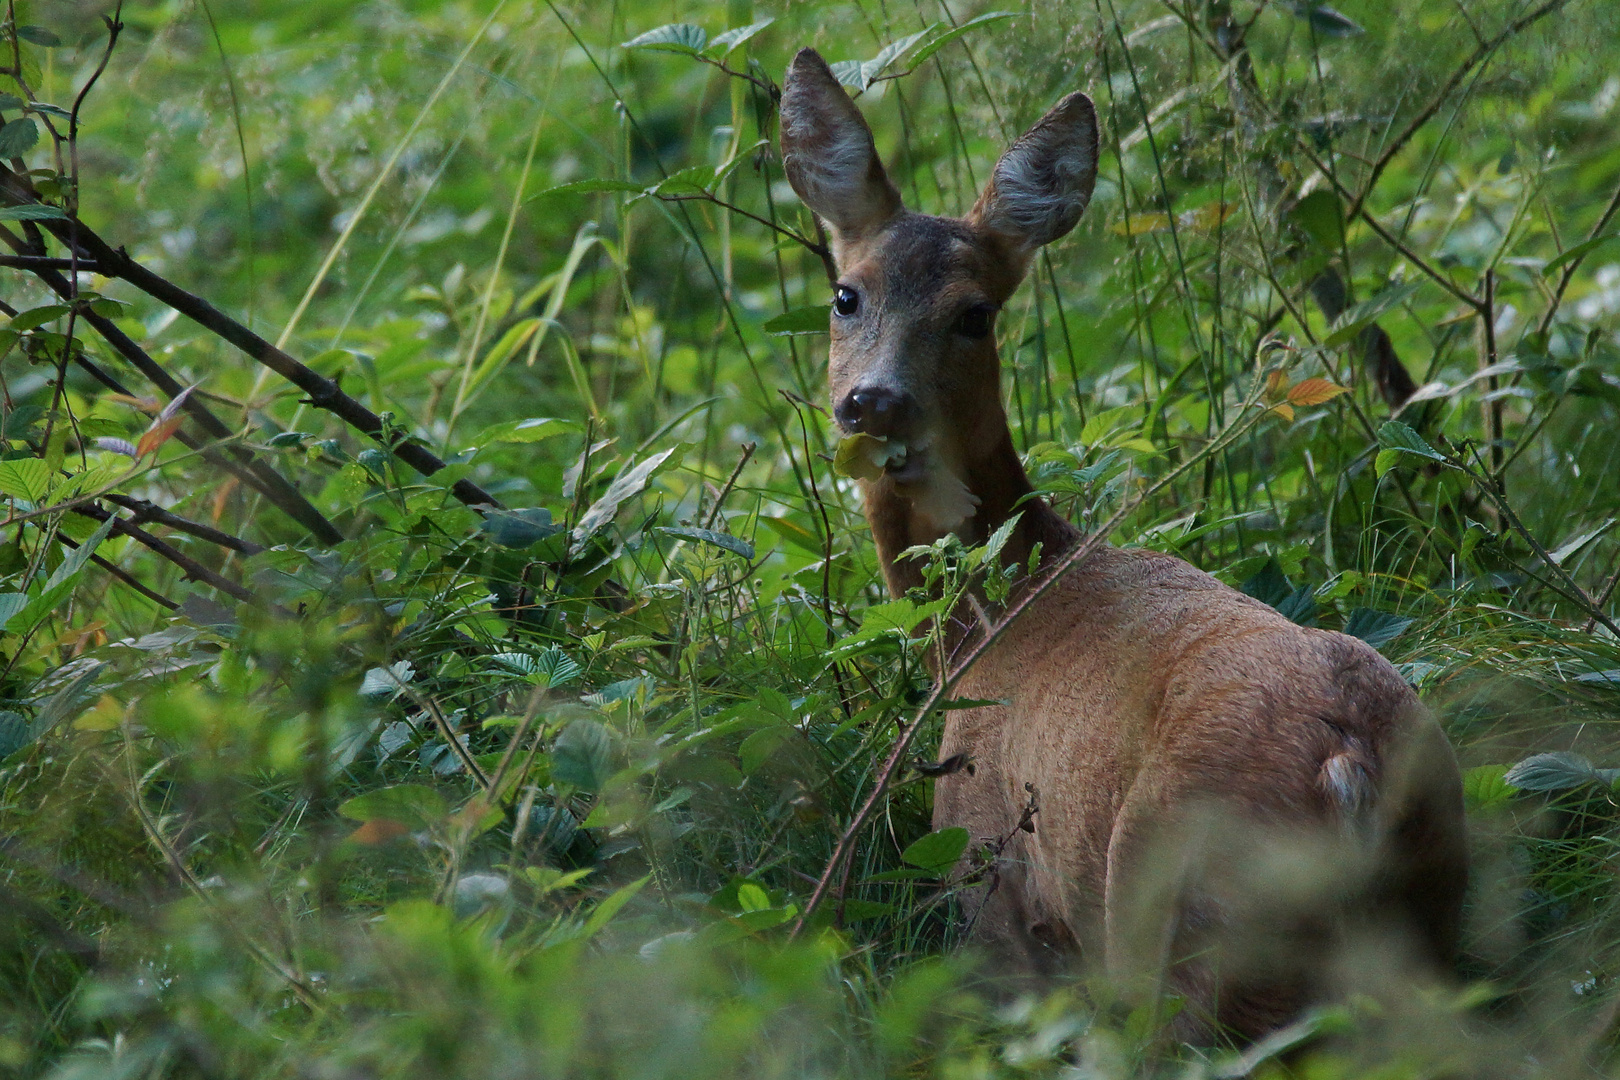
[836,387,916,438]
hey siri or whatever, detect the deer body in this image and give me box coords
[779,49,1467,1039]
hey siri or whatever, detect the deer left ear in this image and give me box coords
[968,92,1099,256]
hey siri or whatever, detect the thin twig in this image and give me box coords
[72,504,257,605]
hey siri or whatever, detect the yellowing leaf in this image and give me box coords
[1269,402,1296,422]
[832,433,904,482]
[1110,212,1170,237]
[1285,378,1350,407]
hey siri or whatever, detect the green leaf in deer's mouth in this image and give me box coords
[833,433,907,481]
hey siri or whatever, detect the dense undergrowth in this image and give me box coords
[0,0,1617,1075]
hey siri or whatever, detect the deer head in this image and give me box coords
[779,48,1098,547]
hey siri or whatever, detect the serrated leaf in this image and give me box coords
[622,22,707,55]
[1324,283,1421,348]
[0,457,52,502]
[762,305,830,335]
[1377,421,1450,468]
[1285,378,1349,407]
[1373,447,1403,477]
[658,526,754,560]
[1462,765,1513,810]
[0,118,38,158]
[705,19,773,56]
[1504,751,1604,793]
[0,94,21,110]
[1341,608,1413,650]
[338,784,447,829]
[901,826,970,874]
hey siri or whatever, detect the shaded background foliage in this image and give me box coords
[0,0,1617,1075]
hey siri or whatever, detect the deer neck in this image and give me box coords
[861,414,1078,608]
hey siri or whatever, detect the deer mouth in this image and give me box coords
[884,450,928,485]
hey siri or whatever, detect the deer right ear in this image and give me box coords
[779,48,903,246]
[968,92,1099,256]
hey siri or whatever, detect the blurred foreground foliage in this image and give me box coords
[0,0,1617,1075]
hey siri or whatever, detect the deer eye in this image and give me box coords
[956,303,996,340]
[833,285,860,318]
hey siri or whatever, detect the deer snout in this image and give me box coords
[836,386,917,439]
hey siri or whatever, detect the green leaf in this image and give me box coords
[858,28,932,87]
[1462,765,1513,811]
[552,718,615,792]
[1285,3,1364,38]
[758,514,822,556]
[1324,283,1421,348]
[1289,189,1344,251]
[581,876,650,939]
[1376,421,1451,475]
[622,23,707,55]
[1504,751,1606,793]
[0,457,52,502]
[738,725,792,776]
[573,447,679,542]
[0,118,38,158]
[338,784,448,829]
[763,304,831,335]
[470,416,579,446]
[528,178,646,201]
[0,712,29,759]
[649,165,716,197]
[901,826,970,875]
[0,204,65,223]
[6,517,118,636]
[0,593,27,628]
[705,19,773,56]
[15,26,63,47]
[833,433,904,481]
[28,102,69,120]
[8,304,68,330]
[658,525,754,560]
[1341,608,1413,650]
[479,507,561,549]
[1543,233,1619,275]
[0,94,22,110]
[906,11,1019,68]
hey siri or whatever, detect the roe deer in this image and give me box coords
[779,48,1468,1041]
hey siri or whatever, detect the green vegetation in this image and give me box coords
[0,0,1617,1074]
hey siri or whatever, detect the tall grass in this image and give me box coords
[0,0,1616,1075]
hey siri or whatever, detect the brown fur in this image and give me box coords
[779,48,1468,1042]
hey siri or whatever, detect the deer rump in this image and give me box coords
[775,46,1467,1042]
[934,544,1466,1041]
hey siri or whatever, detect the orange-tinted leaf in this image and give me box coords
[1269,402,1296,422]
[1286,378,1350,407]
[135,416,184,458]
[1264,369,1288,400]
[348,819,411,845]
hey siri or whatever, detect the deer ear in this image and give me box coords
[968,92,1099,254]
[779,48,903,246]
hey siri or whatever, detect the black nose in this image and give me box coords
[836,387,916,439]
